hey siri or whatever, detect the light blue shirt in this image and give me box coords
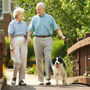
[28,14,59,36]
[8,19,27,36]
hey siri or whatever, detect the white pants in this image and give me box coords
[33,36,52,82]
[11,36,27,81]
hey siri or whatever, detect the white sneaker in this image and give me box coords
[19,80,26,86]
[45,80,51,85]
[11,81,16,85]
[39,81,44,85]
[11,77,16,85]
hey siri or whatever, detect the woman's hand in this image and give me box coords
[10,45,15,54]
[11,48,15,54]
[27,37,31,44]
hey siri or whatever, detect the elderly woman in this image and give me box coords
[8,8,27,85]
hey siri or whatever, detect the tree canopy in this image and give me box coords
[13,0,90,48]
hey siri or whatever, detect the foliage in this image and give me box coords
[13,0,90,48]
[27,59,36,67]
[26,64,37,74]
[3,56,13,68]
[73,79,79,84]
[4,37,13,68]
[27,38,35,59]
[63,55,73,77]
[4,37,35,68]
[5,37,10,59]
[12,0,90,77]
[5,37,35,60]
[52,39,67,58]
[5,37,68,67]
[3,63,7,78]
[26,63,46,76]
[26,55,73,77]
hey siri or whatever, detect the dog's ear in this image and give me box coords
[59,58,66,69]
[58,58,63,63]
[52,57,56,65]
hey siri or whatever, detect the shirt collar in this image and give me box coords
[38,13,46,17]
[15,19,22,24]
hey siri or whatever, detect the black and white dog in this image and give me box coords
[51,57,67,85]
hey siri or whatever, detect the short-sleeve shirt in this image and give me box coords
[28,14,59,36]
[8,19,27,36]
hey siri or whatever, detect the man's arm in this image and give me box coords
[56,28,66,40]
[27,30,32,44]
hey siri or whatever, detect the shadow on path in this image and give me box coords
[4,85,36,90]
[4,84,90,90]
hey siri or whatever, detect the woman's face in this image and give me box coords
[17,10,24,20]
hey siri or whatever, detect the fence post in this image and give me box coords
[0,33,7,79]
[0,44,3,78]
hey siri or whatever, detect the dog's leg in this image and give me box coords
[54,73,58,85]
[62,73,67,85]
[62,74,65,85]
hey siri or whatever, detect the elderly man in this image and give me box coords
[27,2,67,85]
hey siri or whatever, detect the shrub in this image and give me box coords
[4,37,35,68]
[4,37,13,68]
[52,39,67,58]
[5,37,35,60]
[5,36,72,74]
[3,63,7,78]
[3,56,13,68]
[27,38,35,59]
[27,59,36,67]
[26,63,46,75]
[5,37,10,59]
[63,55,73,77]
[26,64,37,74]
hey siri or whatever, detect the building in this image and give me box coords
[0,0,12,36]
[0,0,30,36]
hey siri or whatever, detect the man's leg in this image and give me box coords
[43,37,52,84]
[33,37,44,83]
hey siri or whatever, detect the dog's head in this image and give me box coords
[52,57,66,69]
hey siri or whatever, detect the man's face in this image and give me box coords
[36,4,45,16]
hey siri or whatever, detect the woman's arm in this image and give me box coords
[9,34,15,53]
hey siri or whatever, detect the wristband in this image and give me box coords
[61,35,63,38]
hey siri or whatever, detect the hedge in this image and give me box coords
[4,37,67,68]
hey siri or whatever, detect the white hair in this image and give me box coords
[13,8,24,19]
[36,2,45,9]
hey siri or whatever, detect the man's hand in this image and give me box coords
[56,29,68,42]
[27,37,31,44]
[27,31,32,44]
[62,36,68,43]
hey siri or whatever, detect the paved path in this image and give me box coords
[4,69,90,90]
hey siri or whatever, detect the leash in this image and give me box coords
[0,58,3,62]
[59,37,67,58]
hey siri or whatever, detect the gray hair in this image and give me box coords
[36,2,45,9]
[13,8,24,19]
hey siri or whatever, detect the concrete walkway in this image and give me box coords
[4,69,90,90]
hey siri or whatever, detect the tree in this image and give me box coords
[13,0,90,48]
